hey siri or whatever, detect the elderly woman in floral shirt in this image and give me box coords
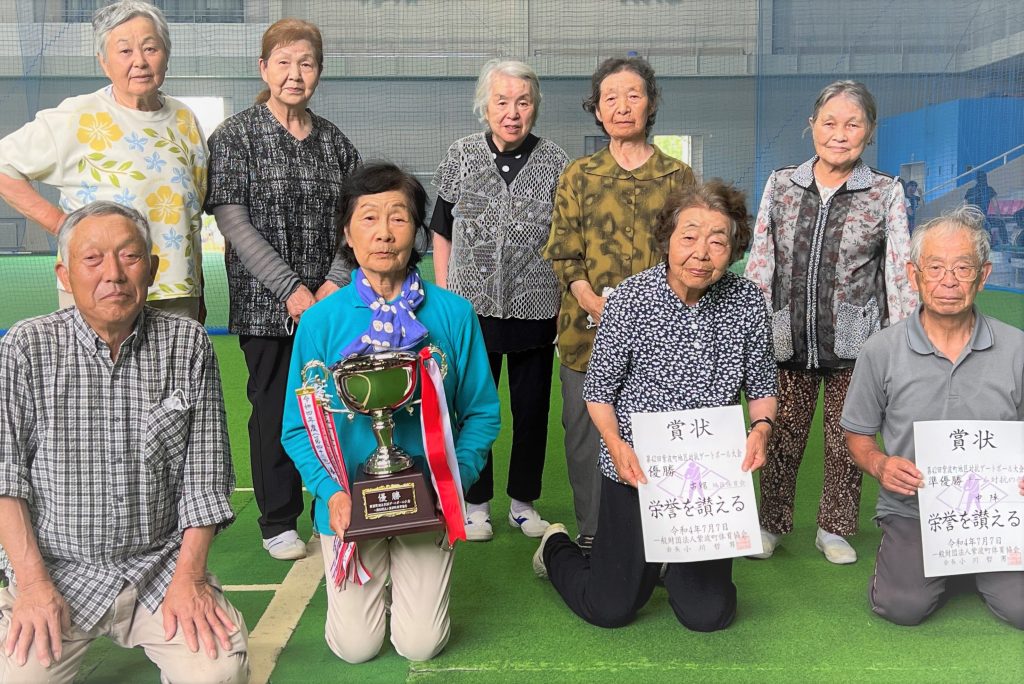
[0,0,208,319]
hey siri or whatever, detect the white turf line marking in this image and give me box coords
[247,536,325,684]
[222,584,282,592]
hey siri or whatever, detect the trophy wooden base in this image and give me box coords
[343,463,446,542]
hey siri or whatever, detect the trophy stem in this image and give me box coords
[363,408,414,476]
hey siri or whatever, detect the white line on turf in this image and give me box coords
[222,584,282,592]
[246,536,325,684]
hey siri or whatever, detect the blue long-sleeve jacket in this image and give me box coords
[281,280,501,536]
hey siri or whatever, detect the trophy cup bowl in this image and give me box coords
[328,351,445,541]
[332,351,419,475]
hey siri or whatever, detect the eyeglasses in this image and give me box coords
[915,263,980,282]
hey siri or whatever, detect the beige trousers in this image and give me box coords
[320,532,454,663]
[57,289,201,321]
[0,578,248,684]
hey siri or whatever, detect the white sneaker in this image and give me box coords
[532,523,569,579]
[465,510,493,541]
[262,530,307,560]
[508,507,550,537]
[747,528,781,559]
[815,528,857,564]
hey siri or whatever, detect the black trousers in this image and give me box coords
[465,343,555,505]
[544,476,737,631]
[239,335,304,538]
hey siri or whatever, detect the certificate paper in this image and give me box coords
[631,405,763,563]
[914,420,1024,578]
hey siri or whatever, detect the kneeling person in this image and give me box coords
[281,164,500,662]
[533,182,777,631]
[841,205,1024,629]
[0,202,248,682]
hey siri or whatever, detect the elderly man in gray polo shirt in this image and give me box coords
[841,205,1024,629]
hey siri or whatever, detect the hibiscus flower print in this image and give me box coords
[76,112,123,152]
[145,152,167,172]
[175,109,201,144]
[75,181,98,203]
[170,167,189,186]
[146,186,184,225]
[152,246,172,278]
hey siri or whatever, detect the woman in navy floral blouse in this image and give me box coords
[533,181,778,632]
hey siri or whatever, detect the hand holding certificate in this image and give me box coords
[631,405,764,563]
[914,420,1024,577]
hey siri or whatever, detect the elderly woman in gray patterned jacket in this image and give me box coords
[431,59,569,541]
[744,80,917,565]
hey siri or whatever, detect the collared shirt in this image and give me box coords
[583,264,777,484]
[841,306,1024,521]
[0,307,235,630]
[543,146,695,371]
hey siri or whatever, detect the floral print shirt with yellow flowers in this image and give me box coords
[0,86,209,300]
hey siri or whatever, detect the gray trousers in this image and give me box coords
[870,514,1024,629]
[559,365,602,538]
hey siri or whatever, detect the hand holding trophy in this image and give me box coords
[299,348,450,542]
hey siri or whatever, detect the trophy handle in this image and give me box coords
[425,344,448,379]
[300,359,350,414]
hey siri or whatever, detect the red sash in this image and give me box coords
[418,347,467,545]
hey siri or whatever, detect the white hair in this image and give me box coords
[909,204,991,267]
[93,1,171,59]
[472,59,542,126]
[58,201,151,257]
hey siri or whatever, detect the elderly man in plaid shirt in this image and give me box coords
[0,202,248,682]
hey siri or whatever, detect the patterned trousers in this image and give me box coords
[758,367,862,536]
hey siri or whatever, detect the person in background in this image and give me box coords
[542,56,695,553]
[904,180,921,232]
[431,59,569,541]
[745,80,918,565]
[0,202,247,682]
[534,181,776,632]
[964,170,1006,245]
[842,205,1024,628]
[205,18,360,561]
[0,0,208,319]
[281,163,500,662]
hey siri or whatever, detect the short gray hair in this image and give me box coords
[811,80,878,145]
[473,59,542,126]
[909,204,991,267]
[93,1,171,59]
[59,201,151,257]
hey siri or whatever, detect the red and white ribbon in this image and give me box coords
[418,347,467,545]
[297,388,371,587]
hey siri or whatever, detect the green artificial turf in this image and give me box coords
[0,256,1018,682]
[265,360,1022,683]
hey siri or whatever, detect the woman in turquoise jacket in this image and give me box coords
[281,163,500,663]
